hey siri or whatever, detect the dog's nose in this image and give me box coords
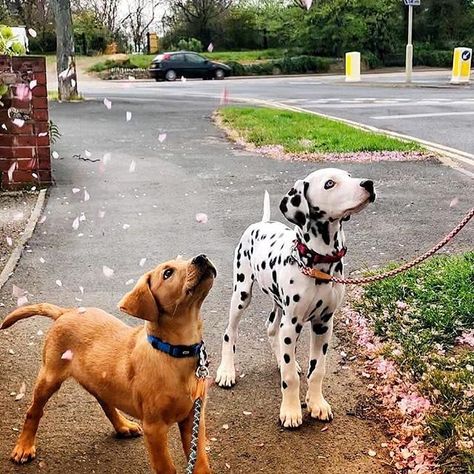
[360,180,376,202]
[192,254,209,266]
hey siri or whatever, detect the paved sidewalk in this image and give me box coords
[0,96,472,473]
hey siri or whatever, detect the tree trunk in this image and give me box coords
[51,0,78,101]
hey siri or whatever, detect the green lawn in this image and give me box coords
[355,252,474,473]
[218,106,420,153]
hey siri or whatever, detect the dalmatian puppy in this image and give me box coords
[215,168,375,428]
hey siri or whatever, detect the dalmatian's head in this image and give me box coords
[280,168,375,227]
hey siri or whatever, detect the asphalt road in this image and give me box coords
[0,85,473,473]
[76,70,474,167]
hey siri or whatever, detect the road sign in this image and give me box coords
[404,0,420,5]
[461,50,471,61]
[451,47,472,84]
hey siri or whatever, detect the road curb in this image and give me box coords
[235,98,474,178]
[0,188,47,292]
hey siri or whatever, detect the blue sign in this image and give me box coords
[404,0,420,5]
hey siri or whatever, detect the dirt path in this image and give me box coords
[0,95,472,473]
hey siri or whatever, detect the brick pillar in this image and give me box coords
[0,55,52,190]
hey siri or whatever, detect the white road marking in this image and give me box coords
[372,111,474,119]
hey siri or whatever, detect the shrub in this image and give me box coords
[177,37,202,52]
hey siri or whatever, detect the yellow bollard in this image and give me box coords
[451,47,472,84]
[345,52,361,82]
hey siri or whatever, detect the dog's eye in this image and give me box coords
[324,180,335,190]
[163,268,174,280]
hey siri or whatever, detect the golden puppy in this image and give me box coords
[1,254,216,474]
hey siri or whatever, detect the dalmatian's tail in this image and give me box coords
[262,190,271,222]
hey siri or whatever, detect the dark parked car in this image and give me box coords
[148,51,231,81]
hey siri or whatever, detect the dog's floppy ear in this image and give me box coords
[279,179,310,228]
[118,273,159,322]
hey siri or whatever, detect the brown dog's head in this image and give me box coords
[118,254,216,322]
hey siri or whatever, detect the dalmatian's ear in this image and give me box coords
[279,179,309,228]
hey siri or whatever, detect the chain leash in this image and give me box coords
[294,207,474,285]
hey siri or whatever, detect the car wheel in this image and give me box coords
[214,68,225,80]
[165,70,177,81]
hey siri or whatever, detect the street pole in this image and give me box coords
[405,4,413,83]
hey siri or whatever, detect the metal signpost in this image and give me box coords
[404,0,420,83]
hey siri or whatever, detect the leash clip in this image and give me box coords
[196,343,209,379]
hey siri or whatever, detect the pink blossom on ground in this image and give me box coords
[456,330,474,347]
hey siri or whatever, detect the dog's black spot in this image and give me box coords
[285,295,290,306]
[296,323,302,334]
[238,304,243,310]
[303,181,309,195]
[291,317,297,324]
[303,233,310,243]
[272,270,277,282]
[284,354,290,364]
[289,279,294,284]
[313,324,328,335]
[308,359,317,378]
[288,188,297,196]
[280,197,289,214]
[322,312,333,323]
[236,261,241,269]
[224,334,229,343]
[278,255,282,265]
[261,261,266,270]
[233,344,236,353]
[262,288,268,294]
[282,381,288,389]
[293,294,300,303]
[294,211,306,227]
[255,230,259,239]
[284,337,292,345]
[234,285,237,292]
[316,220,330,246]
[269,311,275,323]
[322,343,328,355]
[290,194,301,207]
[335,261,343,274]
[241,291,248,301]
[237,273,245,282]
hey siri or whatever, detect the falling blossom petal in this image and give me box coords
[98,210,106,218]
[56,280,62,287]
[449,197,459,208]
[84,190,90,201]
[37,330,43,336]
[102,152,111,165]
[12,118,25,127]
[368,450,377,457]
[126,111,132,122]
[29,79,37,89]
[78,307,86,314]
[122,224,130,230]
[195,213,208,224]
[125,279,135,285]
[102,265,114,278]
[222,424,229,430]
[6,236,13,246]
[28,28,37,37]
[139,258,147,267]
[32,172,38,178]
[72,217,80,230]
[61,349,74,361]
[15,382,26,401]
[243,411,252,416]
[39,257,45,263]
[17,295,28,306]
[52,151,59,159]
[129,160,136,173]
[79,286,84,295]
[158,133,167,143]
[38,132,47,137]
[207,42,214,53]
[72,187,80,194]
[12,284,25,298]
[103,98,112,110]
[7,162,17,182]
[85,150,91,158]
[181,76,186,82]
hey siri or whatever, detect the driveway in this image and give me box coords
[0,93,472,473]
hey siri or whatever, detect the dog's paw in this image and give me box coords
[215,363,236,388]
[116,420,143,438]
[306,395,333,421]
[279,402,303,428]
[11,442,36,464]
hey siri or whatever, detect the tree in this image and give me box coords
[123,0,162,52]
[50,0,78,101]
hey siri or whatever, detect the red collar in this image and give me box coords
[295,240,347,265]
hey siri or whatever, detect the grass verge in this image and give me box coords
[354,252,474,473]
[218,106,421,154]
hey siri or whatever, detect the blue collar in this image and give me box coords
[147,334,203,358]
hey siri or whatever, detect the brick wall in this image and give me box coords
[0,55,52,189]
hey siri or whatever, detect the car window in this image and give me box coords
[185,54,206,64]
[169,54,185,62]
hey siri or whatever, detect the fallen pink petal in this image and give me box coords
[102,266,114,278]
[61,350,74,361]
[196,213,208,224]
